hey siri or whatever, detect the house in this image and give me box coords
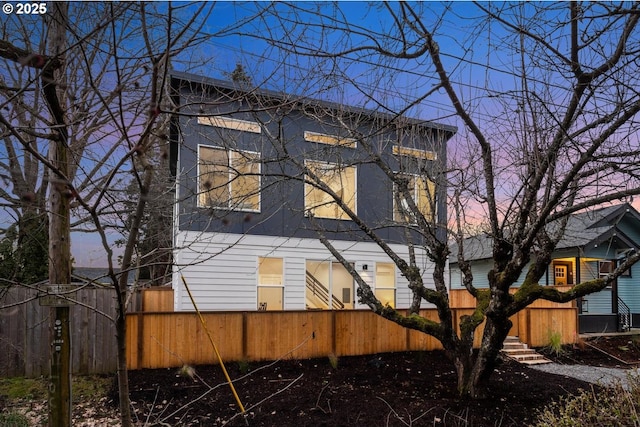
[449,203,640,333]
[168,72,456,312]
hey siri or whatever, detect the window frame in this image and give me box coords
[304,130,357,148]
[257,257,284,311]
[304,159,357,220]
[393,173,436,224]
[197,145,261,212]
[198,116,262,134]
[374,262,396,308]
[392,145,437,161]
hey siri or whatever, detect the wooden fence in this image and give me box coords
[126,305,578,370]
[0,285,140,378]
[1,285,578,377]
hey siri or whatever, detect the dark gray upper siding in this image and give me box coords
[170,73,455,244]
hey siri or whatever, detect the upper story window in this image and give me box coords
[305,160,356,220]
[198,116,262,134]
[304,131,357,148]
[392,145,437,161]
[198,145,261,211]
[393,174,435,223]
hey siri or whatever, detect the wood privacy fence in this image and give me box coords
[1,285,577,377]
[0,285,141,378]
[127,289,578,370]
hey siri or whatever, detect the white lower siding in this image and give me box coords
[173,231,441,311]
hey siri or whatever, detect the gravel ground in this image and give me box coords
[531,363,640,388]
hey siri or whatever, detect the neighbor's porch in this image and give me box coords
[549,256,634,333]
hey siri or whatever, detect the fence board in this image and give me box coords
[245,311,332,360]
[335,311,408,356]
[525,307,578,347]
[142,287,174,312]
[0,285,133,377]
[406,310,444,351]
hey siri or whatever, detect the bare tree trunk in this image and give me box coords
[47,3,72,425]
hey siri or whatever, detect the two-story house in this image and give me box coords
[169,72,456,312]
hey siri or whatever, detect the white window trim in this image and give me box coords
[197,145,261,212]
[304,159,357,220]
[198,116,262,134]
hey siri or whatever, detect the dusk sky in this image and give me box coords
[74,1,485,267]
[1,2,638,267]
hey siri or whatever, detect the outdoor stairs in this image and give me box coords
[501,336,552,365]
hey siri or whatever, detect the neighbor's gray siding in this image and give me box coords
[449,260,527,289]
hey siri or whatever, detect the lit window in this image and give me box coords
[305,160,356,220]
[375,262,396,308]
[198,146,260,211]
[258,257,284,310]
[392,145,437,161]
[393,174,435,223]
[304,131,357,148]
[198,116,261,134]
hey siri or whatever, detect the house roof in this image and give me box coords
[170,70,459,136]
[452,203,640,262]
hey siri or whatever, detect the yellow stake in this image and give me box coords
[181,274,246,414]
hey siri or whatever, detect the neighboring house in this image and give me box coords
[450,203,640,333]
[169,72,456,312]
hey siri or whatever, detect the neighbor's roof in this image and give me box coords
[451,203,640,262]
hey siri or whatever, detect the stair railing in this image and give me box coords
[618,297,631,332]
[305,271,344,309]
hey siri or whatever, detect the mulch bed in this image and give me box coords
[125,335,640,426]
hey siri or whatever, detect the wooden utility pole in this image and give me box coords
[47,2,72,426]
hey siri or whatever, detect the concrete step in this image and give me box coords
[501,337,552,365]
[502,348,536,355]
[502,343,529,351]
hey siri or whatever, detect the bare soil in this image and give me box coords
[122,335,640,427]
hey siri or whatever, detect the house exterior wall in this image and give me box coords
[449,261,494,289]
[173,230,440,311]
[172,76,450,245]
[616,215,640,313]
[170,74,455,312]
[449,260,529,289]
[619,270,640,313]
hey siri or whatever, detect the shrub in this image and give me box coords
[545,330,566,357]
[532,374,640,427]
[328,353,339,369]
[178,364,196,379]
[237,359,251,375]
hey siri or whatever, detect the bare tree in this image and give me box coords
[201,2,640,398]
[0,2,213,424]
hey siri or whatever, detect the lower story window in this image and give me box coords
[305,260,354,310]
[258,257,283,310]
[375,262,396,308]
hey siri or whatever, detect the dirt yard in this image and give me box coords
[122,334,640,426]
[3,335,639,426]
